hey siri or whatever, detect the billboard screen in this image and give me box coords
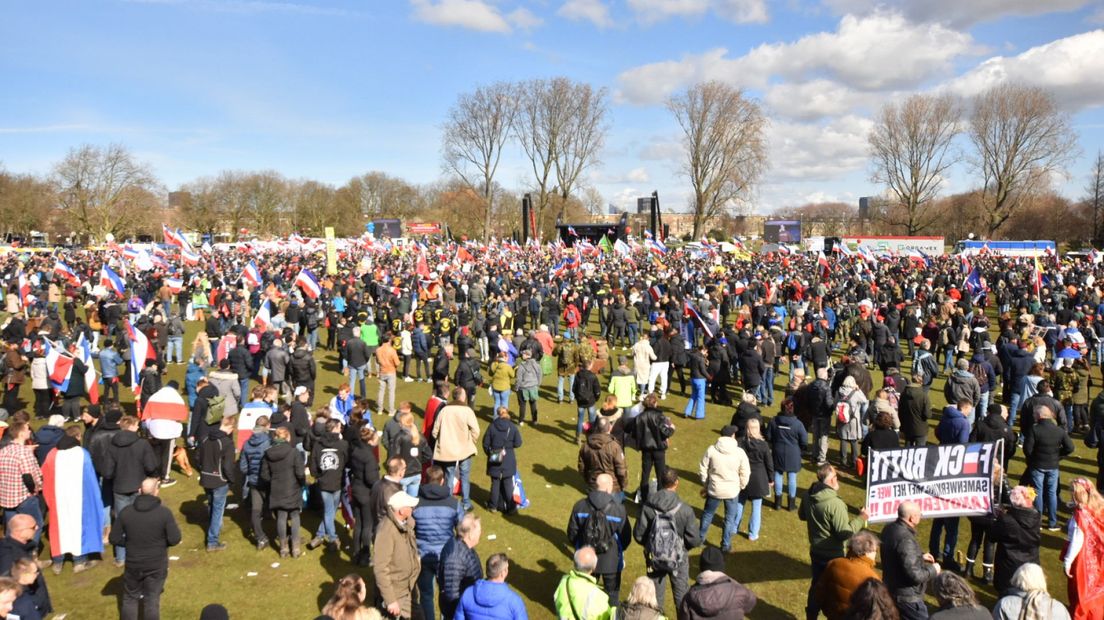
[764,220,801,244]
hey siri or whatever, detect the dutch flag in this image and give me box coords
[241,260,262,288]
[648,283,667,302]
[962,444,982,475]
[44,339,74,392]
[295,268,321,300]
[164,277,184,295]
[125,321,156,396]
[54,261,81,286]
[253,299,273,330]
[181,247,201,266]
[100,265,126,297]
[77,334,99,405]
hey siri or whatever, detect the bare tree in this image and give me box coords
[442,82,518,240]
[178,177,224,236]
[667,81,768,238]
[1086,151,1104,245]
[868,93,960,235]
[53,144,162,241]
[290,180,338,236]
[240,171,289,237]
[0,171,56,238]
[969,83,1079,237]
[336,171,425,222]
[552,81,608,211]
[515,78,566,238]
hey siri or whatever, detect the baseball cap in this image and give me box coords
[388,491,420,510]
[294,386,308,397]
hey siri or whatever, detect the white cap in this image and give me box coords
[388,491,419,510]
[293,386,308,397]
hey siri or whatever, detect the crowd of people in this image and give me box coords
[0,235,1102,619]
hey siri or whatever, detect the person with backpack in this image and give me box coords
[968,348,997,421]
[943,359,982,426]
[633,469,701,609]
[573,361,602,443]
[567,473,632,608]
[912,339,939,394]
[198,414,240,552]
[834,375,868,471]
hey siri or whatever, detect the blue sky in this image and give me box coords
[2,0,1103,215]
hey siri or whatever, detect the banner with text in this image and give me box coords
[865,442,1001,523]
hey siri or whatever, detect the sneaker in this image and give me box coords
[256,539,270,551]
[1048,526,1061,532]
[52,563,63,575]
[72,562,90,574]
[206,543,227,552]
[403,376,414,383]
[114,559,125,568]
[36,559,52,570]
[307,536,325,550]
[160,478,177,488]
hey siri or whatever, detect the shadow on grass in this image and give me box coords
[727,549,811,584]
[532,463,584,492]
[506,556,561,615]
[99,573,123,616]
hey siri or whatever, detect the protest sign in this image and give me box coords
[865,442,1002,523]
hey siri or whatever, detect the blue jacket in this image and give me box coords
[97,347,124,379]
[456,580,529,620]
[936,406,971,445]
[437,536,484,617]
[414,483,464,561]
[412,328,429,356]
[185,362,207,408]
[239,431,271,487]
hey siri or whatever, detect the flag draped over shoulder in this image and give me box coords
[42,445,104,558]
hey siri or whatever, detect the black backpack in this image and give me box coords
[647,503,685,573]
[582,499,615,555]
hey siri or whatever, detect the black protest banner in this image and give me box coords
[865,442,1002,523]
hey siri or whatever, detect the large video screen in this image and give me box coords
[764,220,801,244]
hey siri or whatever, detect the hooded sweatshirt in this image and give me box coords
[699,436,750,500]
[677,571,757,620]
[108,494,181,571]
[456,579,529,620]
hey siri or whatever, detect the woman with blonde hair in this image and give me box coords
[321,574,372,620]
[993,563,1070,620]
[736,418,773,542]
[619,575,666,620]
[1064,478,1104,620]
[192,331,212,369]
[391,410,429,497]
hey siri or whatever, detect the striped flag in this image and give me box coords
[125,320,156,395]
[54,261,81,286]
[241,260,262,288]
[294,268,322,300]
[41,445,104,559]
[44,339,74,392]
[77,334,99,405]
[164,277,184,294]
[100,265,126,297]
[253,299,273,330]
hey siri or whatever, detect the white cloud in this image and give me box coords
[766,115,874,182]
[626,167,651,183]
[944,30,1104,111]
[824,0,1091,28]
[763,79,871,121]
[616,12,980,104]
[638,137,684,161]
[507,7,543,31]
[410,0,512,33]
[627,0,768,24]
[557,0,616,28]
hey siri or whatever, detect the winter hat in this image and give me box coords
[700,546,726,573]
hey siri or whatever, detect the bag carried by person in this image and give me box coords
[647,504,685,572]
[582,499,615,554]
[205,394,227,425]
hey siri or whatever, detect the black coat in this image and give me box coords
[898,385,931,440]
[862,428,900,456]
[289,348,316,384]
[766,414,807,473]
[107,494,181,572]
[567,490,632,575]
[198,429,239,490]
[260,441,306,511]
[310,432,349,492]
[971,412,1017,467]
[990,505,1041,595]
[390,429,430,481]
[1023,419,1073,470]
[633,408,669,452]
[739,438,773,499]
[105,431,159,495]
[349,441,380,505]
[482,417,522,479]
[345,338,370,369]
[729,403,761,439]
[880,519,937,604]
[573,369,601,407]
[227,346,253,379]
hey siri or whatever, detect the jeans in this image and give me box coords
[492,388,512,412]
[557,375,575,402]
[805,556,829,620]
[308,327,319,350]
[378,373,396,415]
[249,486,266,543]
[1009,391,1024,430]
[684,378,706,419]
[418,556,439,620]
[576,406,596,437]
[316,489,340,542]
[775,471,798,498]
[627,323,639,344]
[929,517,960,560]
[639,450,667,504]
[238,377,250,407]
[349,365,366,398]
[443,457,473,510]
[400,474,421,498]
[840,438,859,468]
[699,495,738,550]
[276,509,301,547]
[121,567,167,620]
[647,362,670,397]
[113,492,138,561]
[735,496,763,540]
[979,392,990,420]
[2,496,43,547]
[812,417,832,464]
[206,485,229,547]
[649,558,689,609]
[759,367,775,404]
[1031,468,1060,527]
[167,336,183,364]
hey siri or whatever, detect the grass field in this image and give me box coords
[39,320,1090,619]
